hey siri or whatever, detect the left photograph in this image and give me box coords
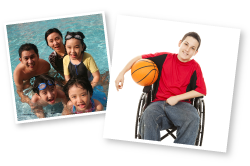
[5,12,110,123]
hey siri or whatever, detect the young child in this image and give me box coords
[115,32,206,145]
[63,76,103,114]
[31,74,70,118]
[63,31,100,88]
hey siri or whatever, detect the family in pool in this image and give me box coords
[13,28,108,118]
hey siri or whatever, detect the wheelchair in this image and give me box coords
[135,83,205,146]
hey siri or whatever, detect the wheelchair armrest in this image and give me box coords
[194,96,204,102]
[193,96,205,110]
[192,96,203,103]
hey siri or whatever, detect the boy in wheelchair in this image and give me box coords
[115,32,206,145]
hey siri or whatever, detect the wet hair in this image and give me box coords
[63,76,93,101]
[18,43,39,58]
[45,28,63,46]
[181,32,201,51]
[32,74,55,94]
[65,31,87,52]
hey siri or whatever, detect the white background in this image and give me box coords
[104,16,240,153]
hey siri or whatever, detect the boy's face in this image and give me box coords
[68,85,91,112]
[47,32,64,52]
[39,85,57,105]
[65,38,84,61]
[19,50,39,71]
[177,36,199,62]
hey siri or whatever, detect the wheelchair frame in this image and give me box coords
[135,84,205,146]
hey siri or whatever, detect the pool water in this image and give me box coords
[6,13,109,121]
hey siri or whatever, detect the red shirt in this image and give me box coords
[142,52,206,103]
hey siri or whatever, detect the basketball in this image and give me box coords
[131,59,159,86]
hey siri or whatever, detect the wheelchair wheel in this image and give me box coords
[135,92,148,139]
[194,98,205,146]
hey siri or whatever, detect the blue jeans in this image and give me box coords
[139,101,200,145]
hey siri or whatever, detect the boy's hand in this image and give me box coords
[28,101,36,110]
[33,107,45,118]
[115,73,124,91]
[61,106,72,115]
[166,96,180,106]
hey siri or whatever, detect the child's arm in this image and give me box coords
[115,56,142,91]
[65,75,70,82]
[56,89,72,115]
[91,70,100,88]
[87,54,100,88]
[93,99,103,111]
[166,90,205,106]
[64,101,73,114]
[63,56,71,82]
[61,103,72,115]
[30,94,45,118]
[30,93,41,109]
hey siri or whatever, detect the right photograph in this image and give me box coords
[104,15,240,152]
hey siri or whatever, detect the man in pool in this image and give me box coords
[13,43,51,106]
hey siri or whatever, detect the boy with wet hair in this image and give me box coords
[13,43,50,106]
[31,74,70,118]
[115,32,206,145]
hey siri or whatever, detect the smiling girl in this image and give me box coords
[63,31,100,88]
[63,76,103,114]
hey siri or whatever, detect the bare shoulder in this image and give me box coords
[31,93,40,104]
[93,99,103,111]
[39,58,50,65]
[14,63,23,74]
[38,58,50,73]
[40,58,50,68]
[30,94,47,112]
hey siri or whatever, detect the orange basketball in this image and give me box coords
[131,59,159,86]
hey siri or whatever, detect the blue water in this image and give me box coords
[6,14,109,121]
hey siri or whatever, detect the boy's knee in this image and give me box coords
[141,109,154,123]
[188,111,200,126]
[141,107,165,128]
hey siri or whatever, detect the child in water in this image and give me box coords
[31,74,70,118]
[63,76,103,114]
[63,31,100,88]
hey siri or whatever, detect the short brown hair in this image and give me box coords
[181,32,201,51]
